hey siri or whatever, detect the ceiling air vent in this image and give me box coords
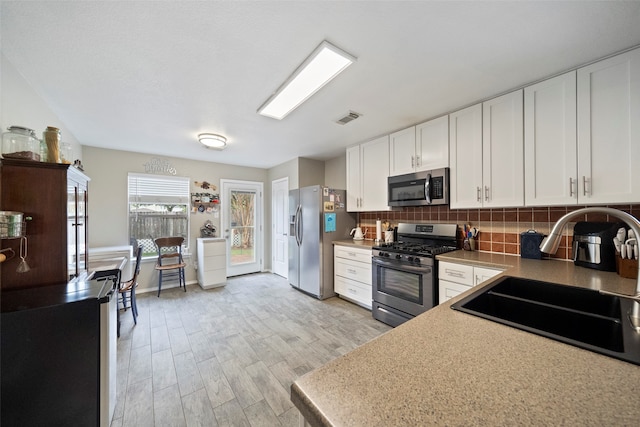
[335,111,361,125]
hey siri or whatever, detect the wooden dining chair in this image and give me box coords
[154,237,187,296]
[119,244,143,324]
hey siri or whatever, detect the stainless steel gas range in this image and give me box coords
[372,223,458,327]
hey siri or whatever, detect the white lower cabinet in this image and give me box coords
[196,238,227,289]
[438,261,502,304]
[334,246,372,309]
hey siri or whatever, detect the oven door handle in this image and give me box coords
[373,257,432,273]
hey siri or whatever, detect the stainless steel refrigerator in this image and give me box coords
[289,186,356,299]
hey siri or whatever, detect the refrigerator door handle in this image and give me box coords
[296,205,303,246]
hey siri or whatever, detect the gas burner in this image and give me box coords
[372,223,459,258]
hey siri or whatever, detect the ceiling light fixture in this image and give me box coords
[258,40,356,120]
[198,133,227,150]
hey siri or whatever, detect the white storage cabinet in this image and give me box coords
[450,90,524,209]
[389,116,449,176]
[346,135,391,212]
[196,238,227,289]
[334,245,372,309]
[576,47,640,204]
[524,71,577,206]
[438,261,502,304]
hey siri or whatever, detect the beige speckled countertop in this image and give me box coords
[292,249,640,426]
[332,238,379,249]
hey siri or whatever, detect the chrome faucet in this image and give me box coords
[539,207,640,332]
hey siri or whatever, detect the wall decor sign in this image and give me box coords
[144,157,177,175]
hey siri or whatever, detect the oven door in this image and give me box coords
[372,256,435,318]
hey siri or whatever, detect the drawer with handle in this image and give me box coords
[335,258,372,284]
[438,261,473,286]
[334,246,372,263]
[334,276,372,308]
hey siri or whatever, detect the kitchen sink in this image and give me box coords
[451,276,640,365]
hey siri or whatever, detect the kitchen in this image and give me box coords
[2,1,640,426]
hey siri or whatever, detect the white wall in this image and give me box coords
[83,146,270,292]
[325,154,347,189]
[1,54,82,161]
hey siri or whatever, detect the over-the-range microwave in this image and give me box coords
[387,168,450,207]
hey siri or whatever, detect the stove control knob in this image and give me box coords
[407,256,414,262]
[378,251,384,257]
[395,254,402,260]
[414,257,421,265]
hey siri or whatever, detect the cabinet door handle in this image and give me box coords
[411,156,415,168]
[445,269,465,278]
[476,187,481,202]
[569,177,575,197]
[484,186,490,202]
[416,155,421,167]
[582,176,590,196]
[347,268,357,275]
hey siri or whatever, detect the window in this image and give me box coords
[128,173,190,257]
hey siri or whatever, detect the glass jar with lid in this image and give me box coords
[1,126,41,161]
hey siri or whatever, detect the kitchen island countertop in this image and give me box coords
[292,250,640,426]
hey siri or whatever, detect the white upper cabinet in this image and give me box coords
[389,126,416,176]
[577,47,640,204]
[389,116,449,176]
[346,135,391,212]
[346,145,362,212]
[524,71,577,206]
[449,104,483,208]
[482,90,524,208]
[450,90,524,209]
[416,115,449,171]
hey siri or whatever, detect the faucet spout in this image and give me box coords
[540,207,640,331]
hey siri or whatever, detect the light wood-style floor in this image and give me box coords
[111,273,391,427]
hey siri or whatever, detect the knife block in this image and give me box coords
[615,253,638,279]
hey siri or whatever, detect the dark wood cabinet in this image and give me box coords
[0,159,90,290]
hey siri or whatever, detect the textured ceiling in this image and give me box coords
[2,1,640,168]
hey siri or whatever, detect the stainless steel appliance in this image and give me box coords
[289,186,356,299]
[572,221,623,272]
[372,222,458,327]
[387,168,449,207]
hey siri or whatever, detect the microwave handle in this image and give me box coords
[424,173,432,204]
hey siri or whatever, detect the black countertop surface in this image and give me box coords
[1,277,114,313]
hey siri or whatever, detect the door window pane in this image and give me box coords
[230,190,255,265]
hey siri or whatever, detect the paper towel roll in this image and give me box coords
[376,220,382,241]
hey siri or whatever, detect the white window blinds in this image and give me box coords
[128,173,190,204]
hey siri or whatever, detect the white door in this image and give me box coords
[221,179,263,277]
[389,126,416,176]
[360,135,391,211]
[271,177,288,278]
[416,115,449,171]
[482,90,524,208]
[577,47,640,204]
[449,103,483,209]
[345,145,361,212]
[524,71,577,206]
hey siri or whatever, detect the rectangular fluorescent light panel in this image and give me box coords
[258,40,356,120]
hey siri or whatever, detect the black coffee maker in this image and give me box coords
[572,221,624,271]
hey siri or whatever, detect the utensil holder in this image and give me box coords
[463,238,476,251]
[615,253,638,279]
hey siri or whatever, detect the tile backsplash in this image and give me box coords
[358,204,640,260]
